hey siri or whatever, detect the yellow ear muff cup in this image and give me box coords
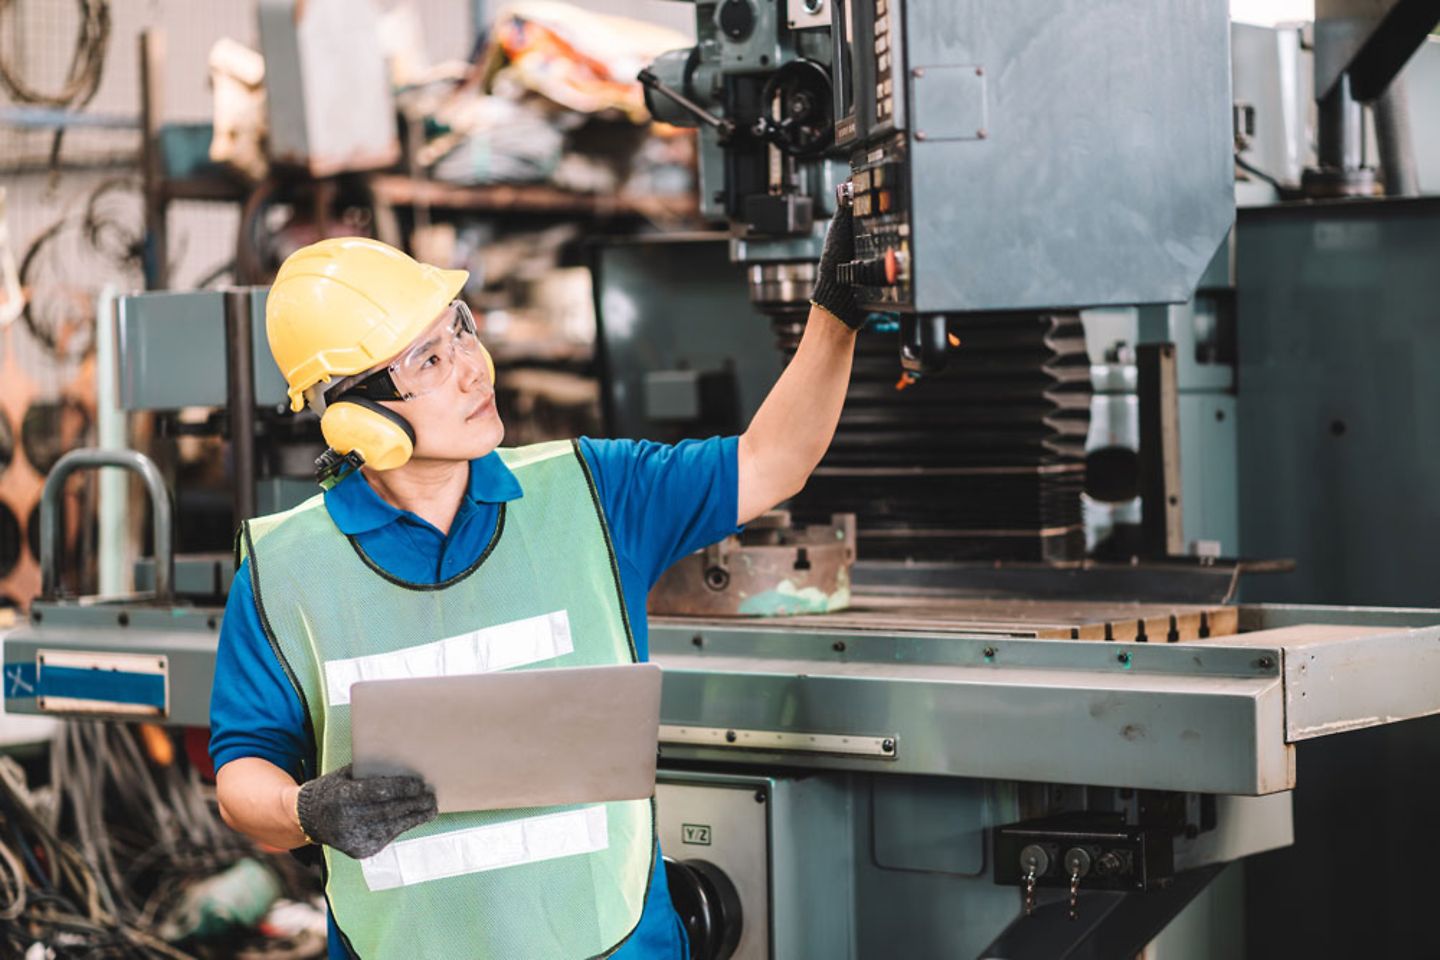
[320,398,417,472]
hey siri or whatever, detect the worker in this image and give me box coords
[208,214,864,959]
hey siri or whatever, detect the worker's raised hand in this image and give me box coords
[809,206,865,330]
[296,763,439,860]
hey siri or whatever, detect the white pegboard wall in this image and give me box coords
[166,197,240,289]
[1,0,258,173]
[0,0,135,172]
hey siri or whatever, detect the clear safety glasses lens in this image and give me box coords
[388,302,484,399]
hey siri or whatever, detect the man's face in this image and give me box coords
[378,307,505,464]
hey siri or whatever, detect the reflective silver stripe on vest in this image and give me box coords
[359,805,610,891]
[323,611,574,706]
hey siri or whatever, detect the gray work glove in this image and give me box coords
[809,206,866,330]
[296,764,438,860]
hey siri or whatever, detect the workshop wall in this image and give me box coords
[0,0,475,612]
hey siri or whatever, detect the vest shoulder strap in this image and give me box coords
[498,439,578,471]
[235,492,327,565]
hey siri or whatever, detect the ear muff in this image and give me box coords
[320,397,417,472]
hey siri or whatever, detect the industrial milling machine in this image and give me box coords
[606,0,1440,957]
[7,1,1440,958]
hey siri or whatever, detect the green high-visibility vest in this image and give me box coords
[241,440,653,959]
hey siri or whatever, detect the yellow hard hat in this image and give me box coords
[266,237,469,412]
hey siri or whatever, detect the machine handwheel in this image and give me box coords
[757,59,834,158]
[664,856,744,960]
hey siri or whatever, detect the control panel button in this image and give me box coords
[839,256,889,287]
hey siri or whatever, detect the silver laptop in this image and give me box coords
[350,663,662,814]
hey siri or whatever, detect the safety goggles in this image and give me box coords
[327,301,485,405]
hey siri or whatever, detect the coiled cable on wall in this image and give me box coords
[0,0,111,108]
[0,0,113,175]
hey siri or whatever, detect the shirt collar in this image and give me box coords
[324,451,524,536]
[468,450,524,505]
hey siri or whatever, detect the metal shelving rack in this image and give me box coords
[136,30,699,291]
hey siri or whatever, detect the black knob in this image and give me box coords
[900,314,951,374]
[1095,851,1124,876]
[717,0,755,41]
[664,857,743,960]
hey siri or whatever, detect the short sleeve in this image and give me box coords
[208,558,314,778]
[578,436,740,587]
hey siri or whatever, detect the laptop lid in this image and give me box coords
[350,662,662,814]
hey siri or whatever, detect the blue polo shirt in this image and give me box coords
[209,436,740,960]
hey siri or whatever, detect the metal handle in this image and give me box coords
[40,448,174,602]
[636,69,735,138]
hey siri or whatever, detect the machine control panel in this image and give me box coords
[842,134,912,308]
[872,0,896,126]
[833,0,906,147]
[819,0,1235,319]
[993,814,1174,901]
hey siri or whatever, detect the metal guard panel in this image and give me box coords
[1276,624,1440,740]
[655,652,1292,796]
[906,0,1234,312]
[4,609,220,727]
[1218,608,1440,740]
[117,289,285,411]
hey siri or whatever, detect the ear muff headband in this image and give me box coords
[320,396,417,472]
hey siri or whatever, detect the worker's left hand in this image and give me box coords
[809,206,866,330]
[296,763,439,860]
